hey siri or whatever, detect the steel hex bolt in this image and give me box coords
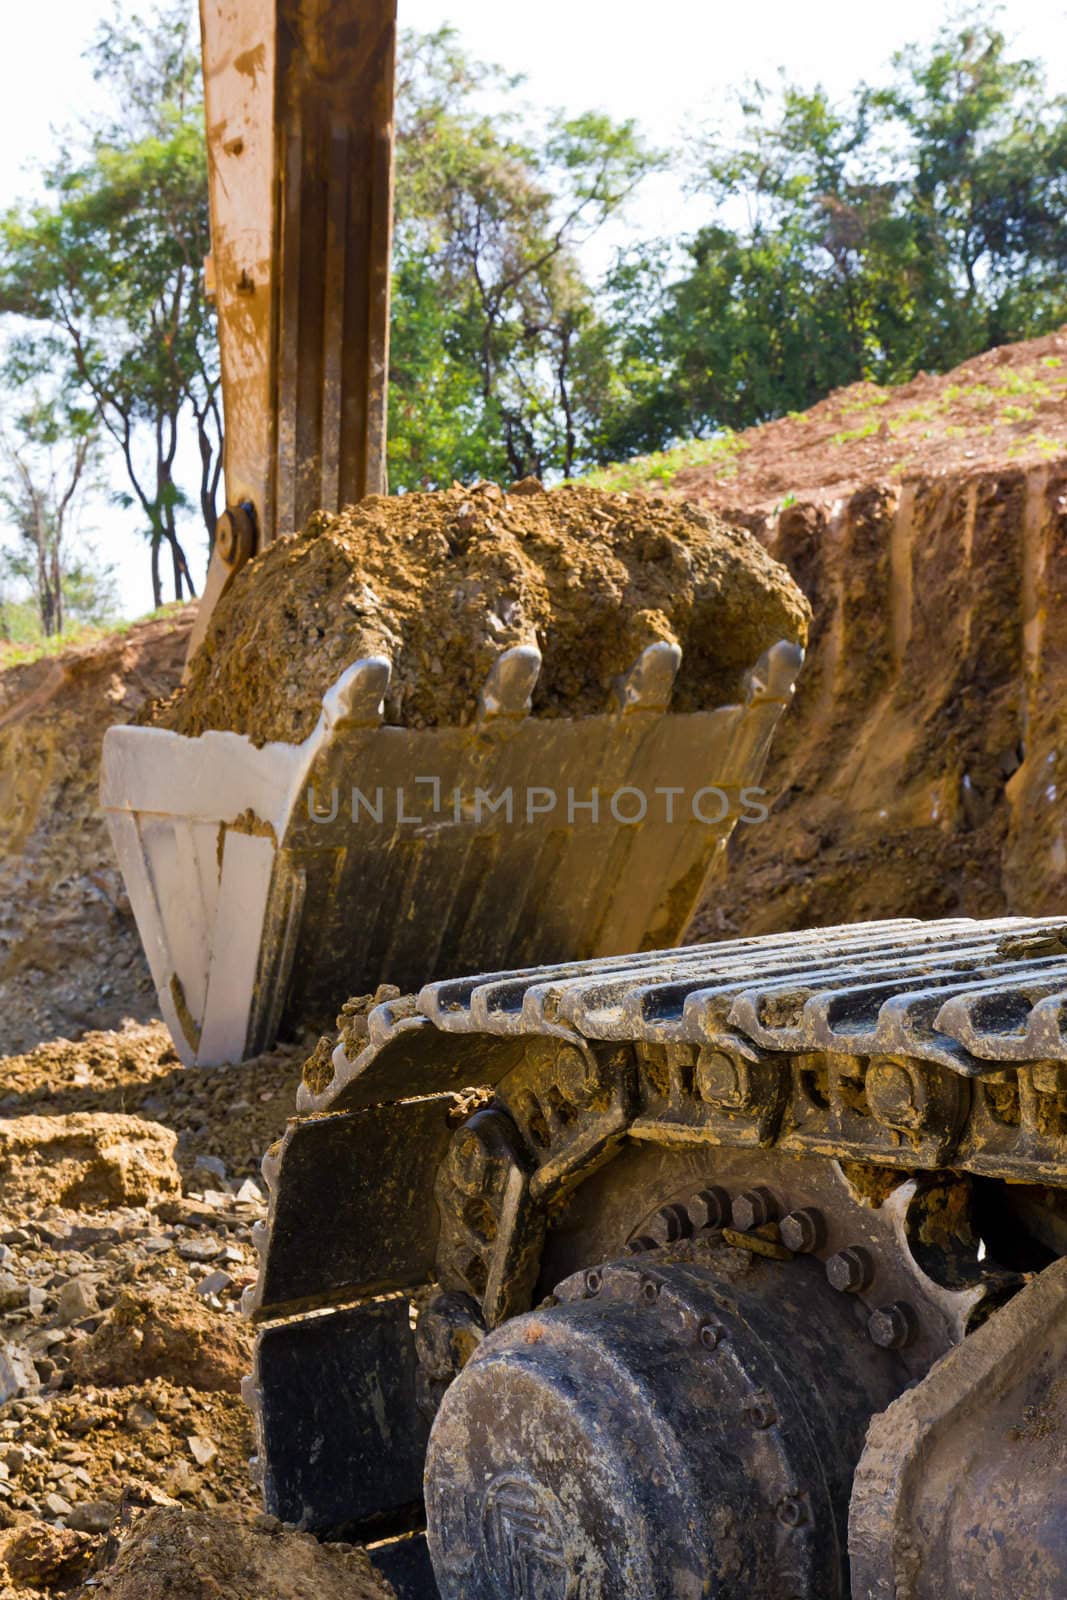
[780,1208,826,1254]
[869,1301,916,1350]
[826,1246,874,1294]
[686,1186,731,1230]
[745,1395,777,1430]
[646,1203,693,1245]
[732,1187,778,1232]
[776,1494,808,1528]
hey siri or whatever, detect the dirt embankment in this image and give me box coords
[673,333,1067,938]
[0,613,194,1057]
[152,481,809,746]
[0,1021,385,1599]
[667,326,1067,509]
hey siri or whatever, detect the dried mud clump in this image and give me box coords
[0,1116,181,1214]
[81,1506,395,1600]
[67,1287,250,1396]
[153,482,809,746]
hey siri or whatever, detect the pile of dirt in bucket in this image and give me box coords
[150,482,810,746]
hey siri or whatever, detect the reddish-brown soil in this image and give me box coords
[669,333,1067,940]
[669,326,1067,512]
[0,1022,332,1599]
[0,612,194,1056]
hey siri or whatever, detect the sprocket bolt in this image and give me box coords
[780,1208,825,1254]
[826,1246,874,1294]
[868,1301,916,1349]
[640,1277,660,1304]
[686,1186,731,1230]
[745,1395,777,1429]
[776,1494,808,1528]
[698,1321,724,1350]
[584,1269,602,1297]
[645,1202,693,1245]
[732,1187,778,1232]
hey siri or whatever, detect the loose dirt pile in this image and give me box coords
[0,611,193,1058]
[0,1020,356,1599]
[0,1116,180,1215]
[152,482,809,747]
[81,1504,393,1599]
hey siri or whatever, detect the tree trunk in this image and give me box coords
[151,533,163,610]
[167,528,197,602]
[50,546,63,635]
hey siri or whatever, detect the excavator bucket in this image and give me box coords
[99,0,808,1066]
[100,639,803,1065]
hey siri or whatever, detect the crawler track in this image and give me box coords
[245,916,1067,1596]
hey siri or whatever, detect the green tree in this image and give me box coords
[0,1,219,608]
[594,10,1067,459]
[872,15,1067,366]
[0,392,115,637]
[389,27,659,487]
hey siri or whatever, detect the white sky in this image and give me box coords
[1,0,1066,619]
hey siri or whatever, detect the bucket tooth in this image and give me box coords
[612,640,682,714]
[478,644,542,722]
[743,638,804,704]
[321,655,391,732]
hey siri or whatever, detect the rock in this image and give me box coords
[42,1490,72,1518]
[84,1506,395,1599]
[194,1271,233,1299]
[0,1115,181,1211]
[194,1155,227,1181]
[67,1499,115,1534]
[0,1274,26,1312]
[153,1200,219,1228]
[67,1287,251,1394]
[0,1520,94,1587]
[0,1342,40,1405]
[176,1238,220,1263]
[57,1276,100,1326]
[124,1403,158,1432]
[186,1435,217,1467]
[235,1179,265,1205]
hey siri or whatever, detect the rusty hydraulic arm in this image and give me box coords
[190,0,396,656]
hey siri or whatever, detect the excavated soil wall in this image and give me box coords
[688,460,1067,940]
[0,613,193,1055]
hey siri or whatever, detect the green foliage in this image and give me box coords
[0,387,113,637]
[591,9,1067,460]
[0,1,218,607]
[387,27,661,487]
[581,433,744,493]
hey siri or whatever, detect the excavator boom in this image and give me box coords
[191,0,396,652]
